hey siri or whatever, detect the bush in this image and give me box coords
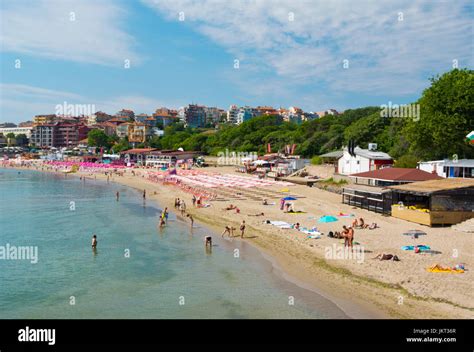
[394,154,419,168]
[311,156,323,165]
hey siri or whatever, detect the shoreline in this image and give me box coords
[3,164,473,319]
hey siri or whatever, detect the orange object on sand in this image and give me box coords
[426,264,464,273]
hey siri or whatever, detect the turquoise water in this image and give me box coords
[0,168,347,319]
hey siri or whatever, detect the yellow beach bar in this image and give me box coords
[389,178,474,226]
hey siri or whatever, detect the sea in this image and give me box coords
[0,168,348,319]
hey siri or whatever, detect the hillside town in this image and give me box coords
[0,105,339,150]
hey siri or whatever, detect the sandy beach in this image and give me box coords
[4,163,473,319]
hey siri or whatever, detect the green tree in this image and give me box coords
[6,133,15,146]
[404,69,474,160]
[111,138,130,153]
[15,133,29,146]
[394,154,419,168]
[88,129,111,148]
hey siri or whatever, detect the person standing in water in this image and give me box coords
[116,191,120,201]
[187,214,194,228]
[205,236,212,247]
[143,189,146,200]
[91,235,98,249]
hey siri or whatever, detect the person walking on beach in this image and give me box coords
[116,191,120,201]
[174,198,180,209]
[179,200,186,216]
[240,221,246,238]
[192,195,196,207]
[280,198,285,211]
[91,235,98,249]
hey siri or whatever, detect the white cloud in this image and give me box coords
[142,0,473,95]
[0,0,139,66]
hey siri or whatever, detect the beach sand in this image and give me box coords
[6,164,473,319]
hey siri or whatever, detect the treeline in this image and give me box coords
[104,69,473,167]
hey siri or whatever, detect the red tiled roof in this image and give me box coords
[350,168,442,182]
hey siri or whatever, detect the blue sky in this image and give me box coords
[1,0,473,123]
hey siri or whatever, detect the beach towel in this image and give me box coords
[287,211,307,214]
[269,221,292,229]
[401,245,431,251]
[426,265,464,273]
[338,213,354,217]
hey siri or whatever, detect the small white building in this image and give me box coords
[0,126,33,138]
[418,159,474,178]
[337,145,393,175]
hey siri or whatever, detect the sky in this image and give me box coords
[0,0,473,123]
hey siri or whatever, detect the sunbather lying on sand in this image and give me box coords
[373,253,400,261]
[248,212,265,217]
[223,204,237,210]
[328,231,343,239]
[368,222,379,230]
[358,218,369,229]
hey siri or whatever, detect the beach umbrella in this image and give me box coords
[318,215,338,223]
[282,196,297,201]
[402,229,427,239]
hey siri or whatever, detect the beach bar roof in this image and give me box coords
[389,178,474,226]
[350,168,441,183]
[388,178,474,195]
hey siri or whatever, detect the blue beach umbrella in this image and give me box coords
[282,196,297,201]
[318,215,338,223]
